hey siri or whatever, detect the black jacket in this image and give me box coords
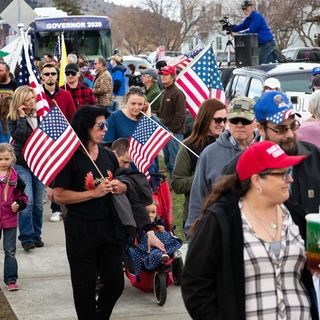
[114,168,153,232]
[181,193,245,320]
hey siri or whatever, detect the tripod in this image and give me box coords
[220,34,234,67]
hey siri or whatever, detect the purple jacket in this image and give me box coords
[0,168,28,229]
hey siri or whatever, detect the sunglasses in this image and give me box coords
[259,170,291,181]
[65,71,77,76]
[266,120,300,135]
[228,118,253,125]
[128,86,145,94]
[212,117,227,124]
[95,122,107,130]
[43,72,57,77]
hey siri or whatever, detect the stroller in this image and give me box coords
[123,173,184,306]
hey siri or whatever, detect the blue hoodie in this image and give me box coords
[112,64,127,97]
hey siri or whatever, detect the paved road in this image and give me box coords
[0,203,190,320]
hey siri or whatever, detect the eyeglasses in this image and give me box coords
[212,117,227,124]
[259,170,291,181]
[266,120,300,135]
[228,117,253,125]
[95,122,107,130]
[65,71,77,76]
[42,72,57,76]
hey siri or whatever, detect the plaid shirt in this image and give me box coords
[63,82,96,109]
[240,201,311,319]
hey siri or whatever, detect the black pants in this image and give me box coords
[64,214,124,320]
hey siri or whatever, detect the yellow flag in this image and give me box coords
[59,33,68,87]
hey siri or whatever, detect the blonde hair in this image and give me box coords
[8,86,36,121]
[0,143,16,202]
[308,90,320,120]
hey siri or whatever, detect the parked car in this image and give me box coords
[225,62,319,120]
[282,47,320,62]
[121,55,152,70]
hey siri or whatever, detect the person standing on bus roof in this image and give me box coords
[62,63,96,109]
[93,56,113,111]
[110,55,127,109]
[41,63,76,223]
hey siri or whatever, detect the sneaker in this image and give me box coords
[173,249,182,259]
[50,211,62,222]
[6,283,18,291]
[34,240,44,248]
[23,242,35,251]
[161,253,170,263]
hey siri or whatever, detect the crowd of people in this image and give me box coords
[0,11,320,318]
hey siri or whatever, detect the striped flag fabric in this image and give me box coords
[166,46,203,72]
[129,116,171,178]
[18,32,50,119]
[175,45,226,118]
[23,105,80,186]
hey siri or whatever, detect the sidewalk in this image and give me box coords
[0,203,190,320]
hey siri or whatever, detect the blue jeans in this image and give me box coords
[0,228,18,284]
[162,133,183,176]
[259,40,276,64]
[15,165,45,245]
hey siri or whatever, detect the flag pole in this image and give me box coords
[51,100,107,180]
[140,111,199,158]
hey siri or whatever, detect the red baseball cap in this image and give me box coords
[236,141,306,181]
[159,65,176,76]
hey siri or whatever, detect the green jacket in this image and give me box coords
[146,83,161,113]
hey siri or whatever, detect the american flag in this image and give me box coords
[166,46,203,72]
[53,35,60,61]
[23,105,80,186]
[18,36,50,119]
[175,45,226,118]
[129,116,171,178]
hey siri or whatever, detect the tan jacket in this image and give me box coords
[93,68,113,106]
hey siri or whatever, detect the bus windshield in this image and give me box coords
[30,16,112,61]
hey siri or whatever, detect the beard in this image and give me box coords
[279,137,298,155]
[0,73,7,83]
[265,132,298,155]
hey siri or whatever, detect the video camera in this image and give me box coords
[220,16,233,35]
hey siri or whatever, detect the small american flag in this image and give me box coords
[166,46,203,72]
[176,45,226,118]
[23,105,80,186]
[18,37,50,119]
[129,116,171,178]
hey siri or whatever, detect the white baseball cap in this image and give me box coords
[264,77,281,90]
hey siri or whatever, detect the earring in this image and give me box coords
[256,186,262,194]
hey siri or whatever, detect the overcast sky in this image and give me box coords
[104,0,138,7]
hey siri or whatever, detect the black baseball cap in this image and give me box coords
[65,63,79,73]
[241,1,253,9]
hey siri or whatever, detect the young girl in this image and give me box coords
[0,143,28,291]
[132,202,182,280]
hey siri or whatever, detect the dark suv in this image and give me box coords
[225,62,319,120]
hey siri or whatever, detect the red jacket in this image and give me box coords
[0,168,28,229]
[43,86,76,122]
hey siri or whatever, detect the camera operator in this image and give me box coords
[231,0,275,64]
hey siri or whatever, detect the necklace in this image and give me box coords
[245,200,280,241]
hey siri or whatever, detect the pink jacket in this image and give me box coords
[0,168,28,229]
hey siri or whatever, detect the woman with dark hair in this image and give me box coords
[181,141,317,319]
[53,106,129,320]
[171,98,227,226]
